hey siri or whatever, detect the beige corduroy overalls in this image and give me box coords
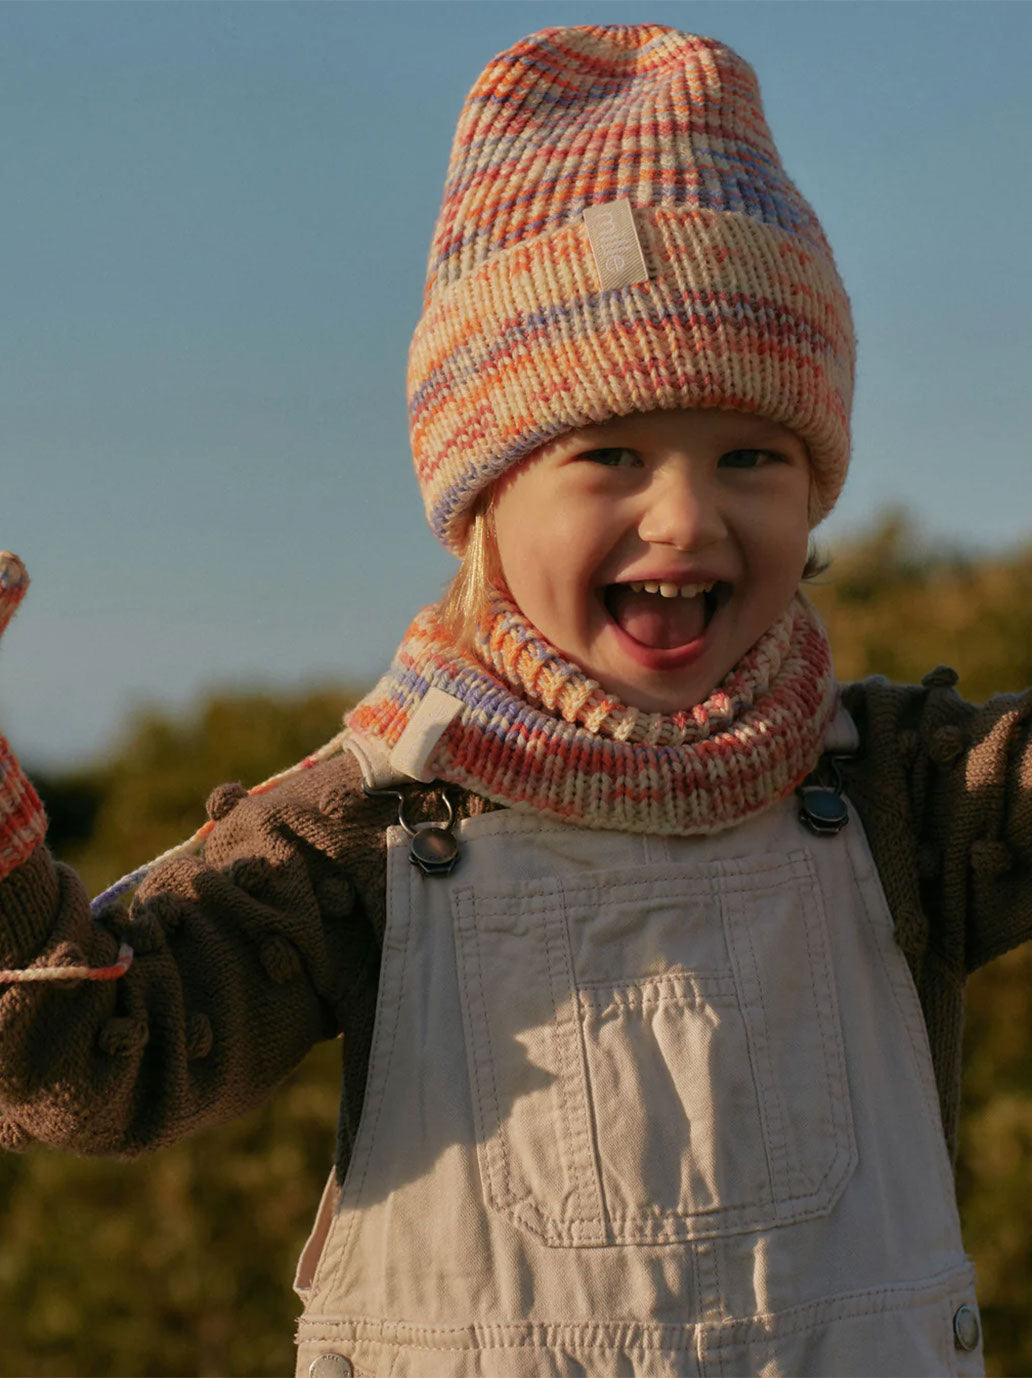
[294,717,984,1378]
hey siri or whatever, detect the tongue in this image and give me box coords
[608,587,707,649]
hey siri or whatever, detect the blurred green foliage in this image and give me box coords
[1,514,1030,1377]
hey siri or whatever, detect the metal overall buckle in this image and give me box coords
[362,783,460,876]
[796,755,850,836]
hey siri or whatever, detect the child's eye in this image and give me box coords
[719,449,783,469]
[582,448,641,468]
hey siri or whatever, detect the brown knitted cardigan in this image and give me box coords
[0,670,1029,1179]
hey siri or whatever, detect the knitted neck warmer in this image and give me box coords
[347,590,836,835]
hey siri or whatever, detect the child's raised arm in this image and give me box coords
[0,553,382,1158]
[841,671,1032,974]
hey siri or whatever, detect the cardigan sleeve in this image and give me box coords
[841,670,1032,974]
[0,749,387,1158]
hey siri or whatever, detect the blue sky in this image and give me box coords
[2,0,1030,769]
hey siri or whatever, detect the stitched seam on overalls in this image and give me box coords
[693,1236,723,1323]
[301,1317,700,1352]
[555,881,609,1243]
[789,856,855,1208]
[453,887,520,1223]
[723,869,788,1208]
[790,850,857,1207]
[319,839,414,1298]
[743,856,853,1207]
[712,1237,727,1336]
[789,851,838,1202]
[842,827,956,1204]
[703,1264,975,1347]
[557,872,714,905]
[541,887,604,1243]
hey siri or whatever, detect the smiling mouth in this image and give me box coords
[602,580,728,652]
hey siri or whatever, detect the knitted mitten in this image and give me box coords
[0,553,47,880]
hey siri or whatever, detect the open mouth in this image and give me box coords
[601,580,728,652]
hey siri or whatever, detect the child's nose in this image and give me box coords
[637,467,726,552]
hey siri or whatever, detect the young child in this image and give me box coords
[1,23,1028,1378]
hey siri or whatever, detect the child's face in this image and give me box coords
[491,408,812,712]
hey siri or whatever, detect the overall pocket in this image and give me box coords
[452,850,856,1247]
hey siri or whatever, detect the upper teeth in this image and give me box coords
[628,580,716,599]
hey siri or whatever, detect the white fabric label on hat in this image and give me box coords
[388,687,464,783]
[583,199,650,292]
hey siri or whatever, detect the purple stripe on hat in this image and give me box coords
[443,137,792,219]
[409,285,841,421]
[431,163,814,283]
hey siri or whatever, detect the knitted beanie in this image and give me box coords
[407,24,855,553]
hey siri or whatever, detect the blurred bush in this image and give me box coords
[1,515,1030,1376]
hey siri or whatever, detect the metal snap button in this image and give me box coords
[409,824,460,875]
[953,1304,981,1352]
[309,1354,354,1378]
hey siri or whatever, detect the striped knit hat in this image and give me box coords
[407,24,855,553]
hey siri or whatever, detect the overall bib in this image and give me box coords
[294,736,984,1377]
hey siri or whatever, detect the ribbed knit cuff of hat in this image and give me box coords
[0,737,47,881]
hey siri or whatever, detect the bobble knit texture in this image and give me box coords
[347,588,836,835]
[408,24,856,552]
